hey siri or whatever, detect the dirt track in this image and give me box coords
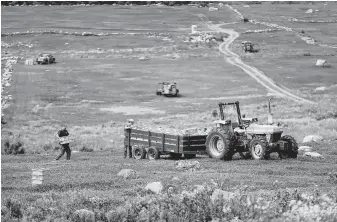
[208,23,315,104]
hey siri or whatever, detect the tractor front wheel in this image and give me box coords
[279,135,298,159]
[250,137,268,160]
[133,146,146,160]
[206,129,233,160]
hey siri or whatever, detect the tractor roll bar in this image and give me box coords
[218,101,242,125]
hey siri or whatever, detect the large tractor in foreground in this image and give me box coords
[206,101,298,160]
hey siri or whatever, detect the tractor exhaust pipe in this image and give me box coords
[267,97,274,125]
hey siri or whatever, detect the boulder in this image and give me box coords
[139,56,149,61]
[211,189,235,203]
[315,86,327,91]
[316,59,327,67]
[298,146,313,152]
[306,9,313,14]
[117,169,138,179]
[302,135,323,143]
[145,182,163,194]
[303,152,323,158]
[175,160,201,171]
[209,7,218,11]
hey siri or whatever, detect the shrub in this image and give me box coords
[3,198,23,219]
[3,135,25,155]
[243,17,250,23]
[80,145,94,152]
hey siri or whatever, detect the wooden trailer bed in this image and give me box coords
[124,128,207,158]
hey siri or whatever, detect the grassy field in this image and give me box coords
[1,2,337,221]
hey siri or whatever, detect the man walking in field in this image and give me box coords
[55,126,71,160]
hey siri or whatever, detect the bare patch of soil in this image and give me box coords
[99,105,165,115]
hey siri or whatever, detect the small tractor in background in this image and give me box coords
[206,100,298,160]
[36,53,56,65]
[156,82,179,97]
[242,41,260,53]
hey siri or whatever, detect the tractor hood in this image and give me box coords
[246,124,283,134]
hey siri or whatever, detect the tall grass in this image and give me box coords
[2,183,336,221]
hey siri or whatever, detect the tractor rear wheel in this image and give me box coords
[279,135,298,159]
[133,146,146,160]
[250,137,268,160]
[206,129,233,160]
[147,147,160,160]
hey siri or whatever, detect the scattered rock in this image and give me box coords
[298,146,313,152]
[172,177,180,181]
[117,169,138,179]
[139,56,149,61]
[316,59,331,68]
[243,5,250,7]
[303,152,323,158]
[182,127,209,135]
[209,7,218,11]
[306,9,313,14]
[211,189,235,203]
[302,135,323,143]
[315,86,327,91]
[175,160,201,171]
[145,182,163,194]
[316,59,326,66]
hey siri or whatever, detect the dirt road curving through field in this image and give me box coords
[208,23,315,104]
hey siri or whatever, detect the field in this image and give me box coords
[1,2,337,221]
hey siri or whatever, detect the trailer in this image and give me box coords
[124,128,207,160]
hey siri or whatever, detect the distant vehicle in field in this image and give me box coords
[241,41,259,53]
[156,82,179,97]
[36,53,55,64]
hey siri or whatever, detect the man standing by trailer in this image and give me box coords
[55,126,71,160]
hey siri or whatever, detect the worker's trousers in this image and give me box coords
[56,143,71,160]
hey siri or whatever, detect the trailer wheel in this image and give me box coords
[250,137,268,160]
[206,129,233,160]
[184,154,196,159]
[148,147,160,160]
[133,146,146,160]
[278,135,298,159]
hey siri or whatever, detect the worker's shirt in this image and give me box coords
[58,129,69,137]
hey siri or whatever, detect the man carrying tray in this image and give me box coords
[55,125,72,160]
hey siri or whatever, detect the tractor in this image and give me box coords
[36,53,56,65]
[156,82,179,97]
[242,41,259,53]
[206,100,298,160]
